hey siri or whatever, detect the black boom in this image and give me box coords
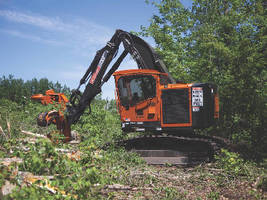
[66,29,174,125]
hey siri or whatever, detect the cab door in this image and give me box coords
[116,74,160,123]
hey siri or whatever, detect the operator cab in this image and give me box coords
[114,69,219,133]
[114,69,163,131]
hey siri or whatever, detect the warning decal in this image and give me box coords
[89,50,108,84]
[192,87,203,107]
[192,106,200,112]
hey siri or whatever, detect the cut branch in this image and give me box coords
[104,184,153,191]
[6,119,11,138]
[0,125,7,139]
[21,130,47,139]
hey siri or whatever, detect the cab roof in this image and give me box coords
[113,69,167,76]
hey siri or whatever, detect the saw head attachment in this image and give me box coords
[36,110,71,142]
[31,90,72,142]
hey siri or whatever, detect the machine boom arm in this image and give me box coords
[66,29,175,125]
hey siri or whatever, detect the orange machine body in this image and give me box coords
[31,89,69,106]
[113,69,219,133]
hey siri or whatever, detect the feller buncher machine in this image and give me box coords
[32,30,225,165]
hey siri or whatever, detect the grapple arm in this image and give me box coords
[66,29,175,126]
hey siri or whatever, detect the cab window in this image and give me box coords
[117,75,156,107]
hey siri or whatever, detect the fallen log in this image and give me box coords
[104,184,154,191]
[21,130,47,138]
[0,157,23,166]
[20,130,81,144]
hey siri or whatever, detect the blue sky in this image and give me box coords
[0,0,192,99]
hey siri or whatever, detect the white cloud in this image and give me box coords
[0,9,113,51]
[0,29,64,45]
[0,10,75,32]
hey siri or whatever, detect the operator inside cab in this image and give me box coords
[117,75,156,108]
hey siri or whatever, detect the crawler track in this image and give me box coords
[114,134,231,166]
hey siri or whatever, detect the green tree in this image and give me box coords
[0,75,26,103]
[142,0,267,158]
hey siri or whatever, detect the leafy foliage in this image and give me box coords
[141,0,267,158]
[215,149,252,177]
